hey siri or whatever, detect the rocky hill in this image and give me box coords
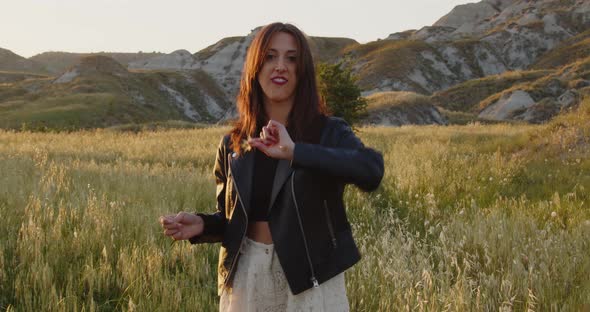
[0,55,230,130]
[477,56,590,123]
[351,0,590,96]
[409,55,590,124]
[125,0,589,125]
[2,0,590,128]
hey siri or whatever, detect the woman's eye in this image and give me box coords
[287,56,297,62]
[265,54,276,61]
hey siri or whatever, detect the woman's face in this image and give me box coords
[257,32,298,107]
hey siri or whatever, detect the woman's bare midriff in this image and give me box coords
[247,222,273,244]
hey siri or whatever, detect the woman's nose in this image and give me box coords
[274,57,287,72]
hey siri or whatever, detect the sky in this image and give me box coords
[1,0,474,58]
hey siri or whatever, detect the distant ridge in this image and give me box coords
[0,47,47,74]
[30,51,165,74]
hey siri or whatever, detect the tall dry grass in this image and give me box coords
[0,122,589,311]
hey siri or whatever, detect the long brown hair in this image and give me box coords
[229,22,327,154]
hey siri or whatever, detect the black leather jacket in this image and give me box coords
[189,117,384,295]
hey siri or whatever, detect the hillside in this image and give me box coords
[347,0,590,96]
[2,0,590,128]
[477,56,590,122]
[308,36,358,63]
[194,34,256,99]
[364,91,447,126]
[0,56,230,130]
[431,70,552,112]
[535,94,590,155]
[130,33,257,98]
[425,55,589,124]
[0,48,47,74]
[0,71,49,83]
[129,31,358,100]
[532,30,590,69]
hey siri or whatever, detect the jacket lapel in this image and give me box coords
[269,159,293,212]
[268,115,327,212]
[229,150,254,216]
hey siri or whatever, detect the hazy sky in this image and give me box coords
[1,0,474,58]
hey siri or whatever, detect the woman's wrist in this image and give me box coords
[281,142,295,160]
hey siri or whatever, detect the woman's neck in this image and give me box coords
[263,100,293,125]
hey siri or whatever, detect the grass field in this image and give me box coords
[1,106,589,310]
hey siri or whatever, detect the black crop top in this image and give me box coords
[249,149,279,221]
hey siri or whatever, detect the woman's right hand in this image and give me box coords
[159,212,204,241]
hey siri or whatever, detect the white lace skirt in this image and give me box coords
[219,237,349,312]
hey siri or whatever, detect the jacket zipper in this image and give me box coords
[323,200,338,248]
[291,172,319,288]
[223,155,248,292]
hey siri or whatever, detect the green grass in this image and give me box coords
[106,120,209,133]
[1,99,590,310]
[437,107,479,125]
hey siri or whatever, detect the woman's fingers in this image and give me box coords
[267,120,291,144]
[172,231,184,240]
[162,222,180,230]
[261,126,278,145]
[173,211,192,224]
[261,126,279,144]
[268,124,278,138]
[160,212,202,241]
[267,120,285,133]
[164,228,179,236]
[248,138,269,154]
[249,121,294,160]
[159,215,174,225]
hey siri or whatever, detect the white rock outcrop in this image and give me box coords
[159,83,201,121]
[53,69,79,84]
[479,90,535,120]
[196,31,257,98]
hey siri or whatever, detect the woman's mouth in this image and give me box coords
[271,77,288,85]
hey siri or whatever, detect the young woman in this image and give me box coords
[160,22,384,311]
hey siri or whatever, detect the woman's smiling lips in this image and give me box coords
[271,76,288,85]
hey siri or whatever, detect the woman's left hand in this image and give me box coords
[248,120,295,160]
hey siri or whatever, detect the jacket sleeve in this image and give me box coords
[189,136,228,244]
[291,118,384,192]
